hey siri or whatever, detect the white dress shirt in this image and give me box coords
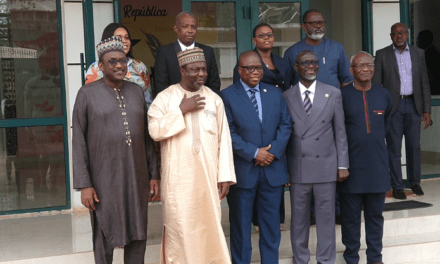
[299,80,317,103]
[178,39,195,51]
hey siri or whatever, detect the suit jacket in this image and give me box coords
[372,44,431,115]
[221,82,292,189]
[232,48,287,90]
[153,41,221,95]
[282,81,349,184]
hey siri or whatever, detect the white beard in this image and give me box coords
[305,74,317,81]
[306,32,325,40]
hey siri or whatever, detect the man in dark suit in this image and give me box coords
[340,51,392,264]
[282,50,349,264]
[221,51,291,264]
[153,12,220,94]
[373,23,431,200]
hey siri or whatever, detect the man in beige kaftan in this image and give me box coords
[148,47,236,264]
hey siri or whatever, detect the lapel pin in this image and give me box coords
[325,94,329,98]
[263,89,267,92]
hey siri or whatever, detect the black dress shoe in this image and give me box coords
[335,213,342,225]
[412,185,424,196]
[393,189,407,200]
[310,213,316,226]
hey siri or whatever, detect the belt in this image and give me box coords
[400,94,414,99]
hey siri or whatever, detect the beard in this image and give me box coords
[306,32,325,40]
[305,74,317,81]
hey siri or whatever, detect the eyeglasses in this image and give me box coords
[296,60,319,67]
[303,21,326,27]
[239,66,264,72]
[352,63,375,70]
[391,31,408,37]
[256,33,275,39]
[107,58,128,67]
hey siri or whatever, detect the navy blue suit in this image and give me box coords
[233,49,288,90]
[221,81,291,264]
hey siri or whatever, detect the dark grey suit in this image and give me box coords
[283,81,349,264]
[372,44,431,190]
[373,44,430,115]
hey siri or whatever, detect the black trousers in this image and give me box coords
[93,217,147,264]
[340,192,386,264]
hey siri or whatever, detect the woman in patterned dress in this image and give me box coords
[85,23,153,107]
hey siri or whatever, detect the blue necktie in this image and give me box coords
[304,90,312,115]
[249,89,259,115]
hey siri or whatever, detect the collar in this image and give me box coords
[240,79,260,93]
[178,39,195,51]
[393,43,410,52]
[299,80,316,95]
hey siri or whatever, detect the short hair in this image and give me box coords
[101,23,133,58]
[390,22,408,33]
[175,11,196,25]
[252,23,274,38]
[350,51,373,66]
[295,49,316,63]
[302,9,323,24]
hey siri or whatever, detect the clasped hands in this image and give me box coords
[255,144,274,167]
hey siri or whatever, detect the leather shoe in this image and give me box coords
[310,213,316,226]
[412,185,424,196]
[392,189,407,200]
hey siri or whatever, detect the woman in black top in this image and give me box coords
[233,23,288,91]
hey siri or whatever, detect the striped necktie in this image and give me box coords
[249,88,259,115]
[304,90,312,115]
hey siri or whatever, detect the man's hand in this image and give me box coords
[422,113,432,130]
[149,179,160,201]
[179,94,205,115]
[218,182,231,200]
[81,187,99,211]
[337,169,350,182]
[255,145,274,166]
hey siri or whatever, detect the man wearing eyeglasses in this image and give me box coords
[73,37,159,264]
[372,23,431,200]
[283,9,353,90]
[339,52,392,264]
[283,50,348,264]
[221,51,291,264]
[283,8,353,226]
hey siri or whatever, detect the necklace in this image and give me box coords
[114,87,132,146]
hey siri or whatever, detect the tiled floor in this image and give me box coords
[0,178,439,263]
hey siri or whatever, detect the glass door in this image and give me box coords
[250,0,306,58]
[184,0,308,90]
[0,0,70,214]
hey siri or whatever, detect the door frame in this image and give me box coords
[0,0,71,215]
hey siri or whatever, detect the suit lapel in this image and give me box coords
[234,83,261,124]
[304,83,331,134]
[173,41,182,53]
[285,84,307,124]
[388,45,401,79]
[260,84,269,126]
[409,45,417,79]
